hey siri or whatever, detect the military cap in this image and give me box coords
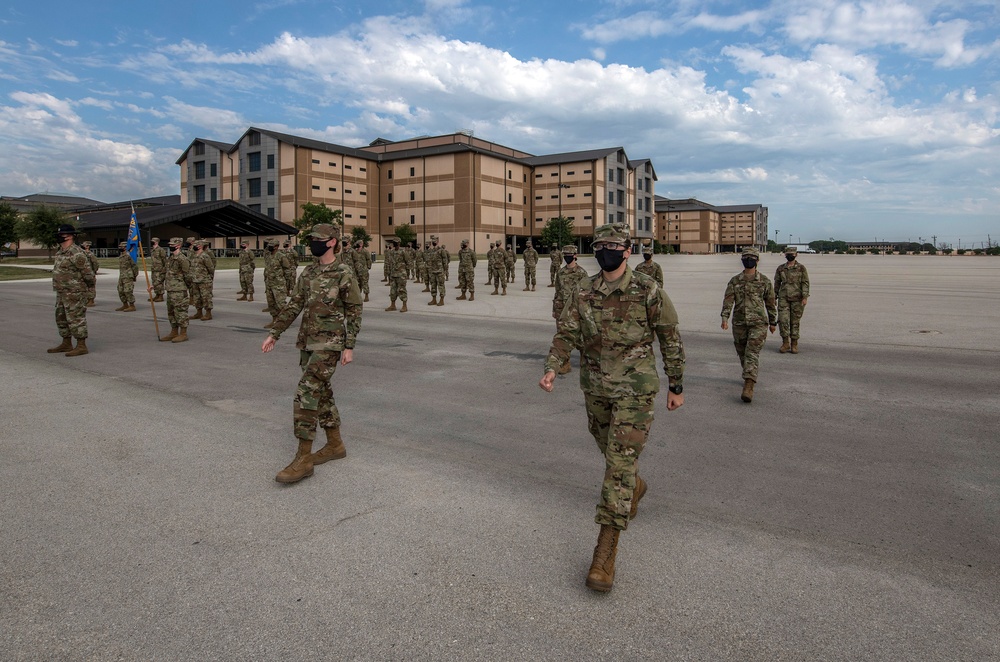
[785,245,798,255]
[592,223,630,246]
[430,234,439,242]
[168,237,183,246]
[641,243,654,255]
[185,236,195,243]
[118,242,127,249]
[461,239,469,246]
[385,235,399,244]
[283,241,291,247]
[55,224,78,235]
[308,223,340,240]
[562,245,578,255]
[267,239,281,248]
[151,237,160,244]
[551,243,558,248]
[81,241,92,248]
[741,246,760,258]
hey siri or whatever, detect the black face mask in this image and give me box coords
[564,255,574,265]
[310,240,331,257]
[741,257,758,269]
[643,253,652,261]
[785,254,795,262]
[595,248,626,272]
[182,242,191,249]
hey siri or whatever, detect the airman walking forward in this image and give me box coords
[634,245,663,287]
[721,247,777,403]
[774,245,810,354]
[551,244,589,374]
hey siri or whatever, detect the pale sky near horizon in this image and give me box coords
[1,0,997,246]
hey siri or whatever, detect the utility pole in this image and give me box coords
[932,234,937,249]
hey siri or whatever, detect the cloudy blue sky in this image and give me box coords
[1,0,997,246]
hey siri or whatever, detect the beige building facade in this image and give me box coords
[655,197,768,253]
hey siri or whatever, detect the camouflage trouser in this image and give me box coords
[550,262,559,284]
[265,283,287,317]
[166,290,189,327]
[524,265,536,287]
[778,299,805,340]
[152,270,165,298]
[419,264,428,283]
[55,291,89,339]
[506,263,514,282]
[389,275,408,303]
[733,324,768,381]
[491,264,506,291]
[584,393,656,531]
[284,273,296,296]
[294,349,342,443]
[428,272,445,298]
[357,268,369,296]
[118,278,136,306]
[87,282,96,304]
[383,259,389,281]
[193,282,213,310]
[188,282,202,309]
[458,267,475,294]
[239,268,254,295]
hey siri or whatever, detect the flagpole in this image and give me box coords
[131,204,161,339]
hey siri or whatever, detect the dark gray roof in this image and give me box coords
[654,197,718,212]
[174,138,236,164]
[714,203,765,212]
[74,200,297,238]
[6,192,105,207]
[523,147,622,167]
[247,127,374,159]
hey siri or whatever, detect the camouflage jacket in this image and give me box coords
[441,247,450,268]
[425,246,447,274]
[150,246,167,273]
[84,250,100,276]
[414,250,425,268]
[205,248,217,269]
[363,248,373,270]
[550,250,561,265]
[269,261,363,352]
[402,246,415,269]
[634,260,663,287]
[239,248,256,272]
[505,249,515,267]
[553,262,589,318]
[722,270,777,327]
[166,253,190,293]
[458,247,477,270]
[387,249,408,278]
[523,247,538,267]
[340,246,357,275]
[52,243,95,294]
[264,249,291,288]
[545,267,684,397]
[286,248,298,268]
[774,262,810,301]
[487,247,496,269]
[190,252,213,283]
[351,247,368,275]
[118,253,138,282]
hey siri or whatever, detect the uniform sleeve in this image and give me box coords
[765,278,778,325]
[269,272,306,339]
[545,292,582,373]
[721,277,736,320]
[655,264,664,287]
[341,274,364,349]
[801,266,810,298]
[76,253,96,286]
[773,264,784,293]
[651,287,685,387]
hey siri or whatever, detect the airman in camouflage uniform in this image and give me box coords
[237,241,255,301]
[774,245,810,354]
[189,241,215,321]
[413,242,424,283]
[551,245,589,374]
[456,239,477,301]
[158,237,191,343]
[282,241,298,295]
[721,246,777,403]
[115,241,139,312]
[522,240,538,291]
[384,237,408,312]
[262,223,363,484]
[81,241,99,307]
[548,243,560,286]
[353,240,371,302]
[540,223,685,593]
[634,244,663,287]
[425,235,447,306]
[490,242,507,296]
[149,237,167,302]
[505,244,516,283]
[181,237,202,312]
[263,239,291,328]
[402,242,415,281]
[48,224,95,356]
[441,243,451,281]
[485,242,496,287]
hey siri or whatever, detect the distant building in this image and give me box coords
[654,197,768,253]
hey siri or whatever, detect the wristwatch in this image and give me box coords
[668,384,683,395]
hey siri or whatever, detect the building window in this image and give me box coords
[508,170,512,179]
[267,208,275,218]
[312,185,320,190]
[360,191,366,196]
[329,187,336,192]
[210,163,217,177]
[248,152,261,172]
[249,204,261,212]
[194,142,205,156]
[210,188,217,201]
[535,195,542,200]
[388,193,393,203]
[248,178,261,198]
[567,194,575,198]
[508,217,512,225]
[637,179,642,191]
[312,159,320,164]
[194,161,205,179]
[608,192,614,204]
[584,169,592,174]
[388,169,393,179]
[410,215,415,224]
[508,193,512,202]
[584,192,592,197]
[345,164,352,170]
[410,191,415,201]
[360,167,366,172]
[409,167,415,176]
[388,216,393,225]
[267,154,275,169]
[345,189,352,194]
[608,169,614,182]
[267,181,274,196]
[194,185,205,202]
[248,132,260,146]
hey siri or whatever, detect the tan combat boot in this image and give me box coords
[586,525,621,592]
[428,295,437,305]
[311,427,347,465]
[160,326,178,342]
[456,292,467,300]
[125,304,137,312]
[65,338,89,357]
[201,309,212,321]
[364,293,369,302]
[385,301,397,311]
[629,476,647,520]
[263,317,276,329]
[422,285,430,293]
[237,293,247,301]
[791,340,799,354]
[400,302,408,312]
[741,378,755,403]
[436,297,444,306]
[115,304,127,311]
[469,293,474,301]
[247,294,253,302]
[500,288,507,296]
[491,286,499,296]
[779,338,790,353]
[191,308,203,320]
[47,337,73,353]
[172,326,189,343]
[153,294,164,302]
[522,286,530,292]
[275,441,315,484]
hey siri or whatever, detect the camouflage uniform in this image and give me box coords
[81,241,99,306]
[544,223,685,533]
[490,243,507,295]
[441,244,451,281]
[190,245,214,316]
[413,244,425,283]
[263,240,290,323]
[634,247,663,287]
[505,245,515,283]
[116,243,138,309]
[268,224,363,450]
[164,239,191,332]
[486,243,496,286]
[552,246,589,373]
[352,241,370,301]
[183,237,202,310]
[425,235,447,304]
[149,238,167,301]
[384,238,408,309]
[238,244,255,299]
[283,242,298,295]
[456,240,477,300]
[522,242,539,290]
[402,244,415,280]
[52,237,95,342]
[721,247,777,384]
[549,244,560,286]
[774,246,810,349]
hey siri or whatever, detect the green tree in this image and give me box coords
[540,216,573,251]
[0,202,18,261]
[394,224,416,248]
[14,205,70,260]
[294,202,342,239]
[350,226,372,247]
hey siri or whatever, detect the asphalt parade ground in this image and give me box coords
[1,254,998,661]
